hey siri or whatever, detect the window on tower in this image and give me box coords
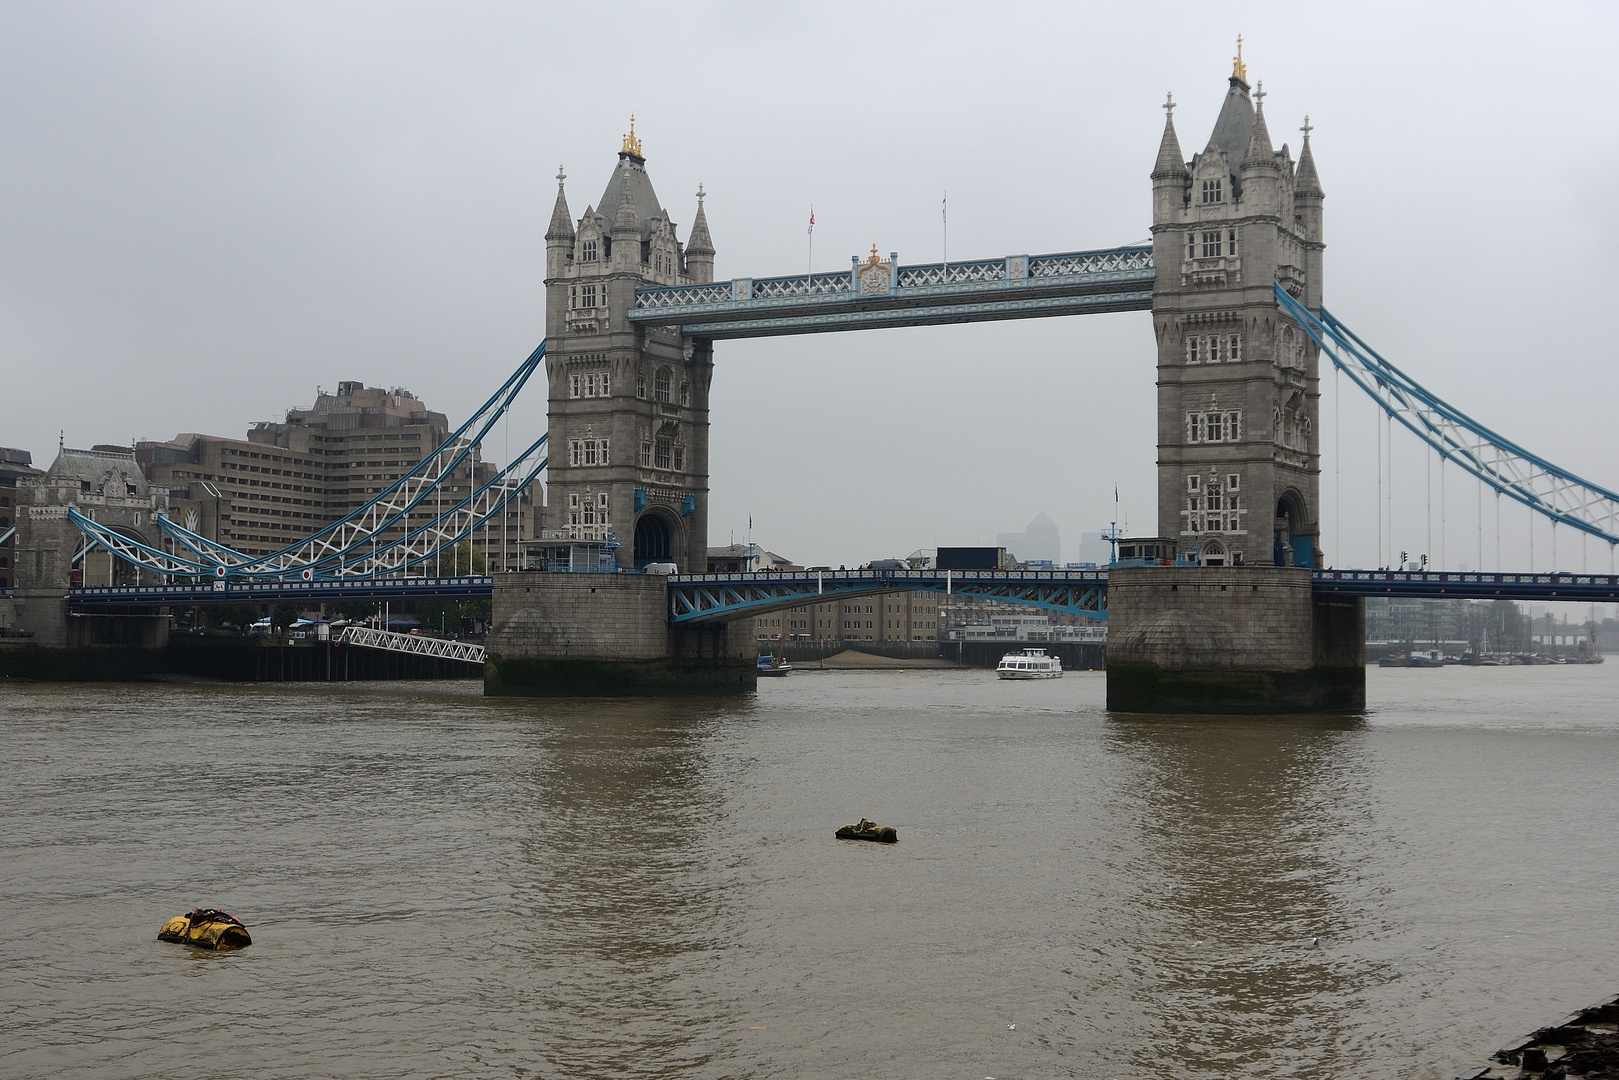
[1201,231,1222,258]
[1201,178,1223,204]
[654,367,672,403]
[582,239,598,262]
[1228,229,1239,256]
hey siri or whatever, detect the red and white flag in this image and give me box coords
[807,207,815,234]
[942,192,947,222]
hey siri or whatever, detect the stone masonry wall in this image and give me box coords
[1107,565,1317,671]
[488,572,670,660]
[485,571,756,696]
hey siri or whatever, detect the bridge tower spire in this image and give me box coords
[1149,61,1325,568]
[542,123,714,571]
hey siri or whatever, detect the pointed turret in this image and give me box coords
[1294,117,1323,197]
[611,180,639,271]
[1152,93,1189,226]
[1243,82,1276,166]
[546,167,575,242]
[1152,94,1189,180]
[545,167,575,279]
[545,167,574,280]
[1294,115,1325,288]
[1239,82,1283,213]
[685,184,715,283]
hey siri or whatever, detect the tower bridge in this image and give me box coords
[16,53,1619,709]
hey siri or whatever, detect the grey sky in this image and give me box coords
[2,2,1615,571]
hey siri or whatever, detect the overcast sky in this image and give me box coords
[3,2,1616,572]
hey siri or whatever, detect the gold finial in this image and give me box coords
[621,115,643,157]
[868,243,881,264]
[1232,34,1247,83]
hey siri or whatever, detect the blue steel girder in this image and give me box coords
[1276,283,1619,546]
[630,245,1155,339]
[69,576,496,607]
[667,569,1107,624]
[1312,569,1619,602]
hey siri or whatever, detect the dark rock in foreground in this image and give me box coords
[1460,994,1619,1079]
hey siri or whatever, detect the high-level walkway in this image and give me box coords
[628,245,1154,338]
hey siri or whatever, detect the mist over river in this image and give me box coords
[4,666,1617,1079]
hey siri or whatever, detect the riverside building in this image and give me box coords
[136,382,536,573]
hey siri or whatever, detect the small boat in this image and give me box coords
[836,818,897,843]
[757,653,793,677]
[996,647,1062,679]
[158,908,252,950]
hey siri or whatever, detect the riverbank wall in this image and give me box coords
[0,637,481,682]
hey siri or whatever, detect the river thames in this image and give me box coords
[3,665,1617,1079]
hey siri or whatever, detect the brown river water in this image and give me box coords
[3,665,1618,1079]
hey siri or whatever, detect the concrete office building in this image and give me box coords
[137,381,536,573]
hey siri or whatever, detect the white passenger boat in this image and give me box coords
[996,648,1063,680]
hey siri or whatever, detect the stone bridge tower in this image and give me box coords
[1107,49,1359,715]
[542,120,715,572]
[1149,48,1325,567]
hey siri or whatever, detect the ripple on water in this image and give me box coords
[1,667,1617,1078]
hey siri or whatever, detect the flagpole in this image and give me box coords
[942,190,947,274]
[807,205,814,280]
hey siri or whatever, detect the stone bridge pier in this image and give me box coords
[484,573,755,696]
[1105,566,1363,713]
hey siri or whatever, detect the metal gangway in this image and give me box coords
[338,625,486,665]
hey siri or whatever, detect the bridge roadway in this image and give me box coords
[45,568,1619,618]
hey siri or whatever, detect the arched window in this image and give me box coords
[678,381,689,407]
[581,238,598,262]
[654,367,672,403]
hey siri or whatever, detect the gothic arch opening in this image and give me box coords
[1274,490,1308,568]
[1200,538,1227,567]
[633,511,676,569]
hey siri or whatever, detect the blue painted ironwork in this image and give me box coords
[1312,569,1619,602]
[667,568,1108,624]
[69,576,494,606]
[631,245,1155,338]
[1277,283,1619,547]
[65,567,1619,613]
[70,342,551,581]
[0,524,13,547]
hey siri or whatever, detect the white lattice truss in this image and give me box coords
[339,625,486,664]
[70,342,550,580]
[1276,285,1619,546]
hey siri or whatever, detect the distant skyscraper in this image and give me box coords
[1075,531,1112,566]
[997,512,1061,564]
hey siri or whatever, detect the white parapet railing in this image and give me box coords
[338,625,486,665]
